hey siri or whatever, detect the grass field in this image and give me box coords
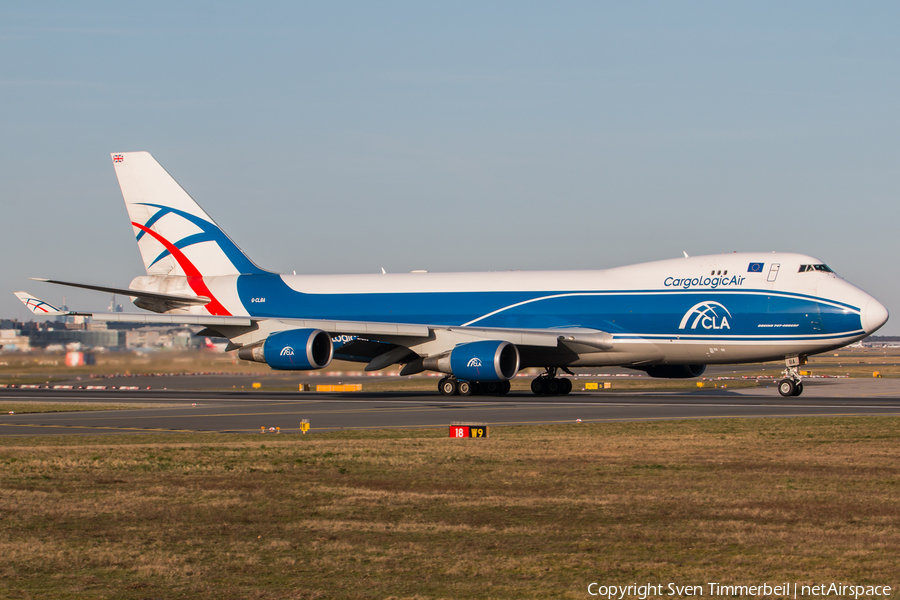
[1,417,899,599]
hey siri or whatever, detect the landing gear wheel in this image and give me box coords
[439,378,458,396]
[458,381,473,396]
[532,377,570,396]
[546,378,561,395]
[780,357,806,398]
[778,379,796,397]
[482,381,500,395]
[499,380,511,395]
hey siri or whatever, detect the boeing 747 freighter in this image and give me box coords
[16,152,889,397]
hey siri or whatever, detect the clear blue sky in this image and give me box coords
[2,2,898,334]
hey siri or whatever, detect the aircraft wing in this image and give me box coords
[191,316,612,373]
[200,316,612,373]
[14,291,612,371]
[184,314,607,352]
[91,312,252,326]
[82,307,579,349]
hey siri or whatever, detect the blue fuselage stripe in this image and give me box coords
[235,275,863,340]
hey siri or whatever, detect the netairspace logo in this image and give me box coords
[280,346,294,357]
[467,358,482,368]
[586,582,893,599]
[679,302,732,330]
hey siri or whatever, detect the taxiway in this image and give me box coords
[2,378,899,436]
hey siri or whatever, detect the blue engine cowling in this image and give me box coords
[445,340,520,382]
[257,329,334,370]
[642,364,706,379]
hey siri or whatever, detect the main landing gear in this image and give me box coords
[438,377,511,396]
[530,367,573,396]
[777,356,805,397]
[436,366,575,397]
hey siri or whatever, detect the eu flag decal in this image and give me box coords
[747,262,764,273]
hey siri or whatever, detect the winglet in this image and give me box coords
[13,292,67,316]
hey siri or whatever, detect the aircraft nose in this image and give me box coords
[862,297,889,334]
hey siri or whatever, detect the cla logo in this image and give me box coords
[467,358,483,368]
[280,346,294,356]
[679,302,732,330]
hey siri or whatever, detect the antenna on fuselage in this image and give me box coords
[683,251,689,258]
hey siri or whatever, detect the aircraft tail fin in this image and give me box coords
[111,152,268,277]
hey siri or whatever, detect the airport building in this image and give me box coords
[27,328,125,349]
[0,328,31,352]
[0,318,201,352]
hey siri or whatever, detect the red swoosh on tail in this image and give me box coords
[131,222,232,316]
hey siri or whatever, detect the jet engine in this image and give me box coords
[642,364,707,379]
[423,340,520,382]
[238,328,333,370]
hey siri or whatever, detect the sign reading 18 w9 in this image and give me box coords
[449,425,489,438]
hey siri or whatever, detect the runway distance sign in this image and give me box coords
[449,423,489,438]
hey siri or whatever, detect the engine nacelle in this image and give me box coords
[238,329,334,370]
[642,364,707,379]
[423,340,520,382]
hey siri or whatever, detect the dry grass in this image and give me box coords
[1,418,899,598]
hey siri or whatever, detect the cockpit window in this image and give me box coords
[798,264,834,273]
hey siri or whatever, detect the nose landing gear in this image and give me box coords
[777,356,806,397]
[777,378,803,397]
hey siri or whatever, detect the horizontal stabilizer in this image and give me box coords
[30,278,210,306]
[14,292,68,316]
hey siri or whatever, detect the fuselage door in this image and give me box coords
[767,263,781,282]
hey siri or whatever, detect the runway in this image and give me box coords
[2,380,900,436]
